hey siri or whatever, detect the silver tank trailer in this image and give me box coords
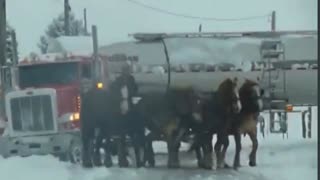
[100,35,317,106]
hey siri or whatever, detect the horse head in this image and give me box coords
[217,77,242,114]
[239,79,265,112]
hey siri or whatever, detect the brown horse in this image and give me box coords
[135,86,203,168]
[190,77,242,169]
[230,79,264,169]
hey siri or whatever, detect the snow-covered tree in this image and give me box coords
[38,12,87,54]
[38,36,49,54]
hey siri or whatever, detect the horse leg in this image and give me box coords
[248,128,258,167]
[221,135,230,169]
[188,133,203,168]
[81,129,94,168]
[167,139,181,168]
[201,133,213,169]
[130,110,146,168]
[118,135,129,167]
[215,132,228,169]
[167,127,186,169]
[195,146,204,168]
[103,137,113,168]
[144,133,155,167]
[93,128,103,166]
[233,132,242,170]
[132,131,146,168]
[214,137,222,169]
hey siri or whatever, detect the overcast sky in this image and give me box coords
[6,0,318,57]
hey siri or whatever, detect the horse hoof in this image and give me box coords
[93,158,102,167]
[82,161,93,168]
[168,164,180,169]
[104,155,113,168]
[136,161,146,168]
[105,161,113,168]
[249,161,256,167]
[82,155,93,168]
[168,161,180,169]
[168,157,180,169]
[201,161,213,170]
[94,162,102,167]
[216,162,225,169]
[202,164,213,170]
[148,160,155,168]
[119,159,129,168]
[224,163,231,169]
[233,164,241,170]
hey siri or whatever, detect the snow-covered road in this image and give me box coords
[0,106,317,180]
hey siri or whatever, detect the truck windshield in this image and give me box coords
[19,62,78,88]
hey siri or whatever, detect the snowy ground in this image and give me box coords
[0,106,317,180]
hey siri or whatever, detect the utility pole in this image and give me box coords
[0,0,6,66]
[271,11,276,32]
[64,0,70,36]
[11,30,18,66]
[91,25,99,81]
[83,8,88,35]
[0,0,6,119]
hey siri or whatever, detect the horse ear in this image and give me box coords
[233,77,238,84]
[260,89,265,96]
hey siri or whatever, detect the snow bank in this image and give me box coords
[0,156,71,180]
[0,106,317,180]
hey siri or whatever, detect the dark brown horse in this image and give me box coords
[80,76,144,168]
[190,78,242,169]
[135,86,203,168]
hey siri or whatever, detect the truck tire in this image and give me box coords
[68,137,82,164]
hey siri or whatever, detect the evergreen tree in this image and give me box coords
[38,12,87,54]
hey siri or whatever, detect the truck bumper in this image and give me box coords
[0,131,80,158]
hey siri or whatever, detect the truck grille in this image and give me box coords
[10,95,54,132]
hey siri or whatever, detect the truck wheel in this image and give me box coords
[68,138,82,164]
[58,153,68,162]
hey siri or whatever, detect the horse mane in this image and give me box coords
[239,79,259,94]
[217,78,236,94]
[168,86,195,92]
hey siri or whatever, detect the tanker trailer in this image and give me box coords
[99,31,317,107]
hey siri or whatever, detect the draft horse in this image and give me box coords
[230,78,265,169]
[136,86,203,168]
[189,77,242,169]
[80,76,145,168]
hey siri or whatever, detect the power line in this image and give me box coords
[127,0,271,21]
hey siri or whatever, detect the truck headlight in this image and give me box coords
[69,112,80,121]
[96,82,104,89]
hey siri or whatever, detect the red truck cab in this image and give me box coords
[16,53,106,131]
